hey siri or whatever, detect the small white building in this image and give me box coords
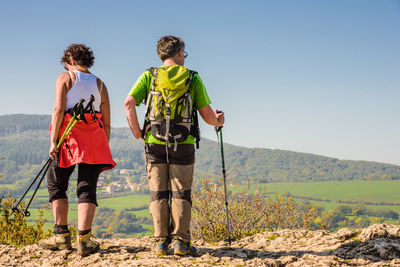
[120,169,134,175]
[105,183,119,194]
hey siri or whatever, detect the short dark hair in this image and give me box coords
[61,44,95,68]
[156,36,185,61]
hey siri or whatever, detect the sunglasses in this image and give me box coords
[64,64,69,71]
[183,50,188,59]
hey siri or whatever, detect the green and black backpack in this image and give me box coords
[141,65,200,153]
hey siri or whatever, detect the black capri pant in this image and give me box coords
[47,160,104,206]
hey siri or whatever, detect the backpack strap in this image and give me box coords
[181,70,197,123]
[148,67,158,91]
[141,67,158,139]
[188,70,201,149]
[187,70,197,86]
[192,104,201,149]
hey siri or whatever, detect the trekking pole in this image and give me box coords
[58,98,88,146]
[215,112,232,246]
[12,99,85,217]
[11,158,52,216]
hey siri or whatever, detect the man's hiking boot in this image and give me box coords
[77,231,100,257]
[173,239,196,256]
[152,237,170,256]
[38,232,72,250]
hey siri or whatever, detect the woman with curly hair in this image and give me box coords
[39,44,116,256]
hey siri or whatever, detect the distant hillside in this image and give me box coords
[0,114,51,136]
[196,140,400,182]
[1,114,400,191]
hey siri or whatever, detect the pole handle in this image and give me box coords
[214,110,224,132]
[75,99,85,112]
[84,94,95,111]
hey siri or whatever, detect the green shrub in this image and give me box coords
[191,178,320,243]
[0,193,51,246]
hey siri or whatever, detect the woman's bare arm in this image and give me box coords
[98,79,111,142]
[49,72,70,159]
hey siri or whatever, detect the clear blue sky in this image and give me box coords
[0,0,399,165]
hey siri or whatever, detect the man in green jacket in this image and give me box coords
[124,35,224,256]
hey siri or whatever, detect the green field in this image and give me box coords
[14,180,400,235]
[16,180,400,220]
[16,188,49,199]
[130,209,150,218]
[237,180,400,214]
[23,193,151,233]
[2,184,17,190]
[98,194,150,210]
[254,180,400,203]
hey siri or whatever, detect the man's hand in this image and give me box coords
[199,105,225,127]
[140,124,151,140]
[215,109,225,127]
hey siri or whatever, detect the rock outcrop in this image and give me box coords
[2,224,400,266]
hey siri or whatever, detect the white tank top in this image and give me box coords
[65,70,101,112]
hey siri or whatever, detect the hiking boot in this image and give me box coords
[152,237,170,256]
[77,231,100,257]
[38,232,72,250]
[173,239,196,256]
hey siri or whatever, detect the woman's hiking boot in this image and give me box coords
[77,231,100,257]
[173,239,196,256]
[38,232,72,250]
[152,237,170,256]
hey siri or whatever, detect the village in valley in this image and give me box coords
[98,169,149,196]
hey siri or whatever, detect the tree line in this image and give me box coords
[1,114,400,191]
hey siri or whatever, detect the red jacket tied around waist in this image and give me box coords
[52,113,116,172]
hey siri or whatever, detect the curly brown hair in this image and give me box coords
[156,36,185,61]
[60,44,95,68]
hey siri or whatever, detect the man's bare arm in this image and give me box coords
[198,105,225,127]
[124,95,142,139]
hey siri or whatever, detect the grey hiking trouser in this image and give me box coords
[145,143,195,242]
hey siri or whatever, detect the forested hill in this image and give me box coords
[0,114,51,135]
[1,114,400,187]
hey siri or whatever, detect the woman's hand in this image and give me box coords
[49,141,59,160]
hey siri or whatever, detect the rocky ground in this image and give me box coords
[2,224,400,266]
